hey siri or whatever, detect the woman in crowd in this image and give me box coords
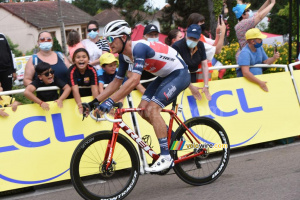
[23,31,70,86]
[67,29,85,63]
[81,20,108,70]
[165,29,184,46]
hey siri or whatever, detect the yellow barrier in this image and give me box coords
[1,71,300,192]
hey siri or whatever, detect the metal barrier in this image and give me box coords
[0,64,292,97]
[288,61,300,104]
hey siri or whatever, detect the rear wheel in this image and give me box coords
[171,117,230,186]
[70,131,140,200]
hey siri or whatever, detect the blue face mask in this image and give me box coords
[39,42,53,51]
[88,31,98,39]
[147,37,159,42]
[186,39,198,49]
[248,10,254,18]
[254,40,263,48]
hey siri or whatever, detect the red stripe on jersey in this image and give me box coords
[149,42,169,54]
[70,67,77,86]
[144,59,167,73]
[87,65,98,85]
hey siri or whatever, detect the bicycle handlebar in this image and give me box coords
[89,111,122,123]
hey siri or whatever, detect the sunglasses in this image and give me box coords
[87,28,98,32]
[41,70,55,77]
[106,35,123,43]
[39,37,52,42]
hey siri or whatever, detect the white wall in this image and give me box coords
[0,8,39,54]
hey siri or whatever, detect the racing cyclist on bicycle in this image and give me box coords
[87,20,191,172]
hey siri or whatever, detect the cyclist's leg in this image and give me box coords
[144,68,190,172]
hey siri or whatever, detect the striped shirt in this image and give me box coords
[96,39,110,52]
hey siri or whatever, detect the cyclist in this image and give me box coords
[87,20,190,172]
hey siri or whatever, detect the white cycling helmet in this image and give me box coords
[103,20,131,37]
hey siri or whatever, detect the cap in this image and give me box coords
[143,24,159,35]
[232,3,251,19]
[100,53,119,66]
[186,24,201,40]
[245,28,267,40]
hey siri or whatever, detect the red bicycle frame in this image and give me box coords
[102,107,207,170]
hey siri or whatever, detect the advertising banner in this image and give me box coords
[1,71,300,192]
[0,96,133,192]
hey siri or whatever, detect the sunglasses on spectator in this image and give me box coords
[41,70,55,77]
[243,9,250,15]
[39,37,52,42]
[87,28,98,32]
[106,35,123,43]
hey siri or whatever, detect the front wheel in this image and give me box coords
[70,131,140,200]
[171,117,230,186]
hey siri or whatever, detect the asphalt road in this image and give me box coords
[2,140,300,200]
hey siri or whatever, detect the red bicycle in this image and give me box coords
[70,101,230,200]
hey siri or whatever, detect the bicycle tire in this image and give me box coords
[171,117,230,186]
[70,131,140,200]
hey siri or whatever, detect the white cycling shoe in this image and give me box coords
[145,156,174,172]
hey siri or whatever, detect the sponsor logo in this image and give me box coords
[163,85,176,100]
[84,77,90,83]
[159,55,175,62]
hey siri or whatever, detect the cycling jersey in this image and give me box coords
[116,40,186,80]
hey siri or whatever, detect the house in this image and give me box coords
[93,7,163,36]
[0,1,93,54]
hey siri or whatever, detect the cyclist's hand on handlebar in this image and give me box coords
[98,98,115,113]
[87,98,100,110]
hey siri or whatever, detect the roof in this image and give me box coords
[94,7,163,27]
[0,1,94,29]
[93,7,123,26]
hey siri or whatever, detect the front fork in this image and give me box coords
[104,123,120,170]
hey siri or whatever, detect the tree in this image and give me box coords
[72,0,101,16]
[52,37,63,53]
[114,0,149,27]
[225,0,238,43]
[6,37,23,57]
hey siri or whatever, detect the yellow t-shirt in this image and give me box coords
[0,96,14,108]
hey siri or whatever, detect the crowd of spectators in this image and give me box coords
[0,0,280,117]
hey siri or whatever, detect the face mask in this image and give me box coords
[186,39,198,48]
[39,42,52,51]
[88,31,98,39]
[147,37,159,42]
[254,41,263,48]
[200,24,205,31]
[248,10,254,18]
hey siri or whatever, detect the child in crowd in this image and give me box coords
[97,53,122,93]
[68,48,99,114]
[67,29,85,63]
[0,83,21,117]
[24,62,71,111]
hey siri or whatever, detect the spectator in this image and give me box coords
[24,62,71,111]
[24,31,70,86]
[97,53,121,93]
[237,28,280,92]
[0,83,21,117]
[165,29,184,46]
[138,24,160,88]
[0,33,16,91]
[172,24,211,101]
[67,29,85,63]
[233,0,276,61]
[186,13,226,82]
[81,20,105,70]
[68,48,99,114]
